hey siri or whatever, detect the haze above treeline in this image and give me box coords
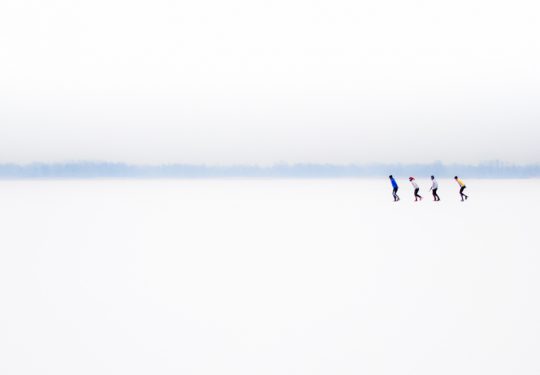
[0,161,538,179]
[2,1,540,167]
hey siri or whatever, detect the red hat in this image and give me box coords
[409,177,414,181]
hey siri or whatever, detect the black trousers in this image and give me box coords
[460,186,467,198]
[414,188,421,199]
[392,187,399,200]
[432,188,440,200]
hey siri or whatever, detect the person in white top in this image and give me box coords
[429,175,440,201]
[409,177,422,201]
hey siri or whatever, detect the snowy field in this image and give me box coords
[0,179,539,375]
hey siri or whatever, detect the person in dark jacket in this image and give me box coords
[389,175,400,201]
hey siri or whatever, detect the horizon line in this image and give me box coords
[0,160,538,179]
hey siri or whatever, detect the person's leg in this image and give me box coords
[392,188,397,201]
[463,186,468,199]
[435,189,440,201]
[395,187,399,201]
[460,186,465,200]
[432,189,436,201]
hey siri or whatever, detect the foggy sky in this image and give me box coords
[1,0,539,165]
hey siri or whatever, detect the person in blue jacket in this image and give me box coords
[389,175,400,201]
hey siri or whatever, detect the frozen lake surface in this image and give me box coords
[0,179,539,375]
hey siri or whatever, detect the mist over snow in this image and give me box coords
[1,0,539,372]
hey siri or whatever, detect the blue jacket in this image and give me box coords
[390,177,398,189]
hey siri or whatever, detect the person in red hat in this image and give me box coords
[409,177,422,201]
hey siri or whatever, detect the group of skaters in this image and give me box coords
[389,175,469,202]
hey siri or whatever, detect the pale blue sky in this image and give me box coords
[1,0,539,165]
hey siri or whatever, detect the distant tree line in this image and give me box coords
[0,161,538,179]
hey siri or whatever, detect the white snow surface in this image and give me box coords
[0,179,539,375]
